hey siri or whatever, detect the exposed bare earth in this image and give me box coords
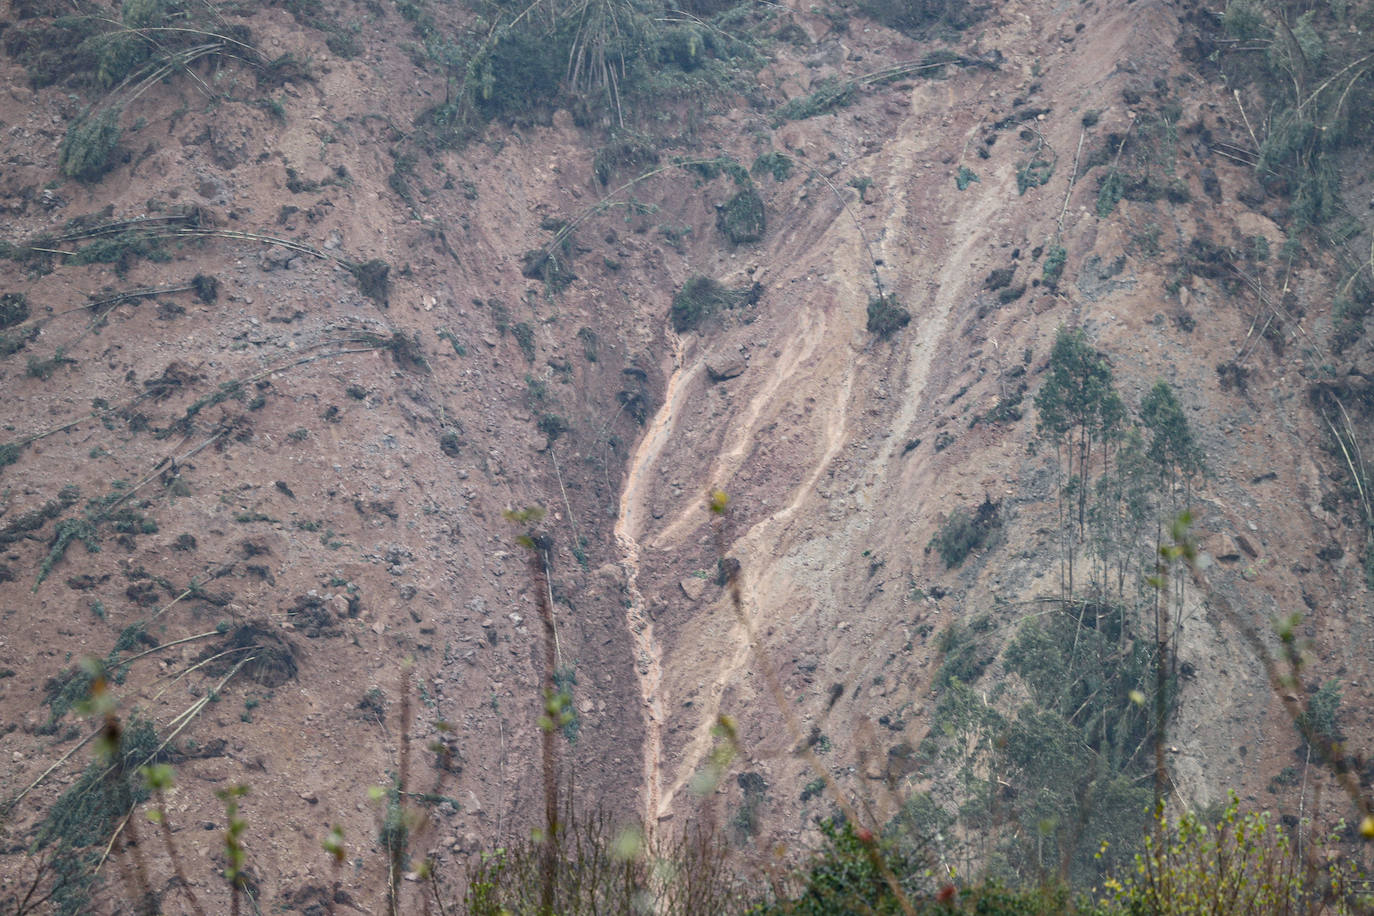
[1,0,1373,908]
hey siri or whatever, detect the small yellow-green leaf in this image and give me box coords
[708,489,730,515]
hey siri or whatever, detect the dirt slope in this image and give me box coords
[0,0,1371,908]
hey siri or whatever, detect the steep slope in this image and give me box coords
[0,0,1371,908]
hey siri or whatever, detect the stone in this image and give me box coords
[706,354,747,382]
[680,577,707,601]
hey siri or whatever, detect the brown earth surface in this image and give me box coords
[1,0,1373,908]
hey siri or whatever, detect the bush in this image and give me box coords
[37,713,164,916]
[717,187,766,244]
[351,259,391,305]
[928,497,999,568]
[866,293,911,338]
[593,131,660,186]
[752,151,794,182]
[1017,156,1054,194]
[857,0,984,37]
[59,107,122,182]
[772,77,857,123]
[1041,245,1067,287]
[0,293,29,329]
[671,275,749,332]
[1101,796,1363,916]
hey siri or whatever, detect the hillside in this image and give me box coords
[1,0,1373,909]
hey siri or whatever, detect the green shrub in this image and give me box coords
[752,151,794,182]
[1296,679,1344,753]
[866,293,910,338]
[351,259,391,304]
[716,187,766,244]
[773,77,857,123]
[671,275,751,332]
[1101,797,1362,916]
[955,166,979,190]
[1016,156,1054,194]
[0,293,29,329]
[1041,245,1067,287]
[1096,170,1124,217]
[857,0,984,37]
[593,131,660,186]
[0,326,38,357]
[59,108,122,182]
[929,497,999,568]
[37,713,164,915]
[934,617,996,688]
[512,321,536,362]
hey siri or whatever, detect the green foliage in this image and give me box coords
[1095,170,1123,217]
[856,0,984,38]
[751,818,924,914]
[997,605,1158,882]
[1216,0,1374,234]
[1041,245,1067,286]
[36,517,100,589]
[26,348,76,380]
[0,292,29,329]
[671,275,756,332]
[929,497,1000,568]
[752,151,794,182]
[773,77,857,123]
[866,293,911,338]
[717,186,766,244]
[0,326,39,357]
[1296,679,1345,751]
[521,245,576,294]
[351,259,391,305]
[59,108,122,182]
[1017,156,1055,194]
[416,0,756,147]
[934,617,996,689]
[1035,327,1123,449]
[593,131,660,186]
[512,321,536,362]
[68,230,171,277]
[37,714,163,916]
[955,166,979,190]
[1140,381,1203,480]
[1101,796,1365,915]
[537,412,569,441]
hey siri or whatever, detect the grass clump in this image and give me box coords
[866,293,911,338]
[857,0,984,38]
[716,187,765,244]
[772,77,857,124]
[0,293,29,328]
[35,710,164,916]
[351,259,391,305]
[928,497,999,568]
[1016,155,1055,194]
[752,151,794,182]
[671,275,757,332]
[593,131,660,186]
[1042,244,1067,287]
[59,107,123,183]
